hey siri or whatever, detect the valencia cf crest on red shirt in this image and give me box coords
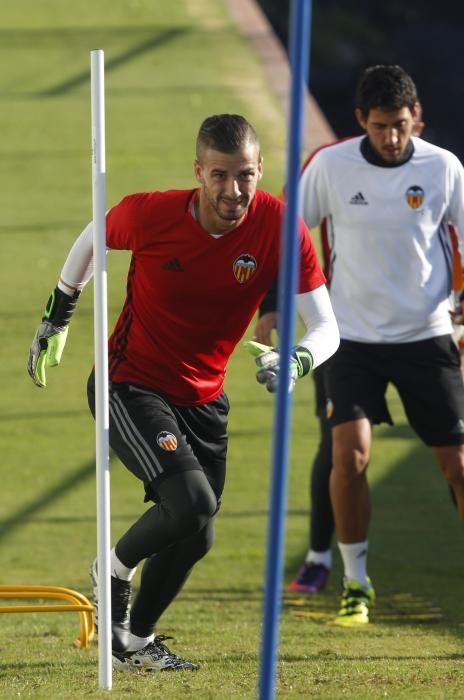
[233,254,257,284]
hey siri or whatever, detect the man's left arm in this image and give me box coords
[246,284,339,393]
[295,285,340,367]
[447,157,464,262]
[446,158,464,325]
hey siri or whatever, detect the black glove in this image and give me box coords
[244,340,313,393]
[28,286,80,388]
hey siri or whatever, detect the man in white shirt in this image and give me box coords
[298,64,464,626]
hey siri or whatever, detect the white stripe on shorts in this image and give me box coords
[109,391,164,480]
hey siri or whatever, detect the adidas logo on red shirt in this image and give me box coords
[162,257,184,272]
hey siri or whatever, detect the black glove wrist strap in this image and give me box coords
[293,345,314,377]
[43,286,80,328]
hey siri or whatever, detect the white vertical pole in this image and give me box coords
[90,48,112,690]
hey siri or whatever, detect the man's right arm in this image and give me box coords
[27,222,95,388]
[28,191,140,387]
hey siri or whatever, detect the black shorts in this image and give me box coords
[87,371,229,502]
[325,335,464,447]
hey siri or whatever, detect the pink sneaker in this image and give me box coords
[288,562,330,593]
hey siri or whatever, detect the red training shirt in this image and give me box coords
[106,188,325,405]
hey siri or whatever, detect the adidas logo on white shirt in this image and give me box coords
[350,192,368,205]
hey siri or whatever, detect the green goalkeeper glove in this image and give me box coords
[244,340,313,393]
[28,286,80,388]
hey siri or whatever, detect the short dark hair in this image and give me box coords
[355,65,418,118]
[196,114,260,160]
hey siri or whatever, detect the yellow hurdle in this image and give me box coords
[0,585,95,648]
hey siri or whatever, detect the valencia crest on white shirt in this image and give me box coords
[406,185,425,210]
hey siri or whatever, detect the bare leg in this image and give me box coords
[433,444,464,519]
[330,418,372,543]
[331,418,374,624]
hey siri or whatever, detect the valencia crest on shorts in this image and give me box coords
[326,398,334,419]
[406,185,425,210]
[233,254,257,284]
[156,431,178,451]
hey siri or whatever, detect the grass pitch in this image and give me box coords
[1,1,464,698]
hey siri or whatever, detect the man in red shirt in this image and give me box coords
[28,114,339,671]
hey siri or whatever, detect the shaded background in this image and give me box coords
[257,0,464,158]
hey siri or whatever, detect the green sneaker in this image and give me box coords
[333,578,375,627]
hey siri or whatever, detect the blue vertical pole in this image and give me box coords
[258,2,311,699]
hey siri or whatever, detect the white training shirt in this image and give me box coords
[300,135,464,343]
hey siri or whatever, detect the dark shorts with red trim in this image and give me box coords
[325,334,464,447]
[87,370,229,502]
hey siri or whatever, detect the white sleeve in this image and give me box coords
[296,285,340,368]
[299,152,330,229]
[57,222,95,294]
